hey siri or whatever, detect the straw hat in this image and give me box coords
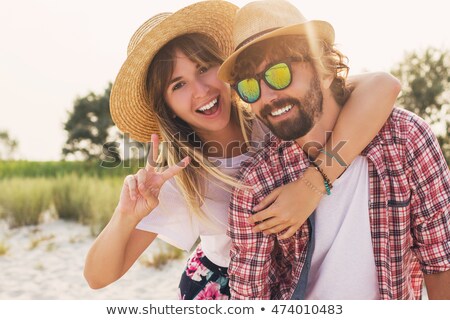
[218,0,335,83]
[110,1,238,142]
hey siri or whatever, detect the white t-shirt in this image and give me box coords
[136,120,269,267]
[305,156,380,299]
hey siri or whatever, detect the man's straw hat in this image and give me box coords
[110,1,238,142]
[218,0,335,83]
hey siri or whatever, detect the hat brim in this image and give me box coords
[218,20,335,84]
[111,1,238,143]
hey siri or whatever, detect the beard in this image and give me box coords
[257,74,323,141]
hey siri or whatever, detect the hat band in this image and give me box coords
[235,27,280,51]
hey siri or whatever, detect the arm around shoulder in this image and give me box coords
[346,72,401,105]
[317,72,401,180]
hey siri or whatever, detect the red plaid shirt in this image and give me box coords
[228,108,450,300]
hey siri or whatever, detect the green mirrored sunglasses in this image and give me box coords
[232,62,293,103]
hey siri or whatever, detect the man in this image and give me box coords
[218,0,450,299]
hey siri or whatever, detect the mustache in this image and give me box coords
[260,97,301,118]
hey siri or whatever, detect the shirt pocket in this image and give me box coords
[387,192,412,208]
[387,192,413,246]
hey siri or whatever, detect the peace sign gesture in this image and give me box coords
[116,134,190,223]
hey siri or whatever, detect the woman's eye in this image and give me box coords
[172,82,185,91]
[199,66,209,74]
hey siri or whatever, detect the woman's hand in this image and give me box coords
[116,134,190,223]
[249,167,324,239]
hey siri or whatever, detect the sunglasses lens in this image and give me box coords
[237,78,260,103]
[265,63,291,90]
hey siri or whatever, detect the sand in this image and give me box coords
[0,219,428,300]
[0,219,187,299]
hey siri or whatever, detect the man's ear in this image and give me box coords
[321,75,334,90]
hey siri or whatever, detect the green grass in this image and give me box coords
[0,160,140,179]
[52,175,95,223]
[28,234,56,250]
[46,242,57,252]
[52,174,122,234]
[0,178,52,228]
[0,173,123,232]
[0,240,9,256]
[139,243,185,269]
[88,177,123,236]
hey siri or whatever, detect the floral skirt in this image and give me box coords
[178,244,230,300]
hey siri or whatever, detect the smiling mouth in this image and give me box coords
[270,104,293,117]
[196,97,219,115]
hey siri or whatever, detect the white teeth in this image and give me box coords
[198,98,218,112]
[271,104,293,116]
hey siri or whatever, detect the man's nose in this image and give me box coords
[259,79,279,105]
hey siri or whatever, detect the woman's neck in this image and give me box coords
[198,120,247,158]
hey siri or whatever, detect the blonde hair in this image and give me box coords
[147,33,252,223]
[231,35,351,106]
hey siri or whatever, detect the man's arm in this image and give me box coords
[424,270,450,299]
[407,115,450,299]
[228,172,274,299]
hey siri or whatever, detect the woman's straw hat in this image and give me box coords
[110,1,238,142]
[218,0,335,83]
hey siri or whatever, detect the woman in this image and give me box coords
[84,1,400,300]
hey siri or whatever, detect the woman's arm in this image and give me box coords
[84,135,189,288]
[249,72,401,238]
[84,209,157,289]
[314,72,401,180]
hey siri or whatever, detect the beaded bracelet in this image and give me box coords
[300,176,327,197]
[310,161,333,195]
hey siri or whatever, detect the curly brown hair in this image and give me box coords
[231,35,352,106]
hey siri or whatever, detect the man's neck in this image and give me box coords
[295,93,341,160]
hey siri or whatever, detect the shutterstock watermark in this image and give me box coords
[100,132,348,169]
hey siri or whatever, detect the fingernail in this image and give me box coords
[177,158,189,167]
[176,161,186,167]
